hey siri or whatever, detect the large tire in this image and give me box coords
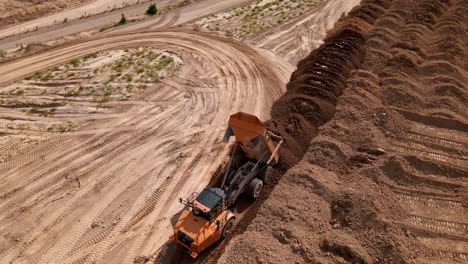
[221,218,235,239]
[246,178,263,199]
[259,166,273,183]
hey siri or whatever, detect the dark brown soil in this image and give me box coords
[217,0,468,263]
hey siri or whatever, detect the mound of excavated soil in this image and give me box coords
[218,0,467,263]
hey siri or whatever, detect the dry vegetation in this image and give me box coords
[0,48,180,130]
[195,0,320,39]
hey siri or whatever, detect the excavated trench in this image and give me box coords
[198,1,393,263]
[217,0,467,262]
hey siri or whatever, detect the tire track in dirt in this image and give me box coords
[0,30,289,263]
[249,0,361,64]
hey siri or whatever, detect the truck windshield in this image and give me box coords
[192,207,211,221]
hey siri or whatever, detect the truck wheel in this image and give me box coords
[246,178,263,199]
[221,218,235,239]
[259,166,273,183]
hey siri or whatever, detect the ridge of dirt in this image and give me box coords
[219,0,467,263]
[202,1,390,263]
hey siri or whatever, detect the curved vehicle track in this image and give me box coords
[0,31,289,263]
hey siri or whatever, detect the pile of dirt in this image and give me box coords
[218,0,467,263]
[0,0,89,27]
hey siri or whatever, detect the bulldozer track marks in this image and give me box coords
[395,193,464,211]
[390,144,468,170]
[390,76,468,263]
[410,123,468,144]
[437,250,468,262]
[406,215,467,235]
[402,131,467,153]
[388,113,468,262]
[0,30,289,263]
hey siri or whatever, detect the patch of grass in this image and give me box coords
[126,84,133,92]
[147,51,159,61]
[84,52,97,60]
[125,74,133,82]
[15,88,24,95]
[98,94,110,104]
[106,75,116,84]
[33,107,58,117]
[40,71,53,82]
[34,71,44,79]
[58,125,69,133]
[69,59,80,68]
[154,56,173,70]
[96,94,110,108]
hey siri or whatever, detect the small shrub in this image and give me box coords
[40,72,53,81]
[15,89,24,95]
[118,14,127,25]
[107,75,116,84]
[125,74,133,82]
[146,4,158,15]
[85,53,97,60]
[69,59,80,68]
[97,94,110,107]
[126,84,133,92]
[29,106,40,113]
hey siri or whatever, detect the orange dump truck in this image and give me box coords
[169,112,283,258]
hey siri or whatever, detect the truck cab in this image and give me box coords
[170,188,235,258]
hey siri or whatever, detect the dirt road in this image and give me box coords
[0,0,253,51]
[0,30,291,263]
[0,0,152,39]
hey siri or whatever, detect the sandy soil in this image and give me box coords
[0,0,160,39]
[219,0,468,263]
[193,0,360,64]
[0,0,252,57]
[0,31,290,264]
[195,0,322,39]
[0,0,90,28]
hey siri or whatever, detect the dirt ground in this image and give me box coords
[218,0,468,263]
[0,30,291,263]
[1,0,466,263]
[0,0,357,262]
[0,0,91,27]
